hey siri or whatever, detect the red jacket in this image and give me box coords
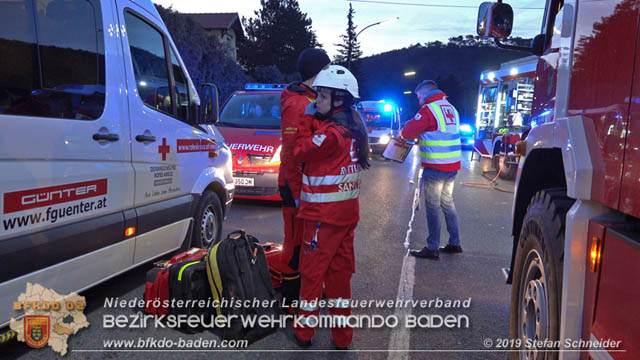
[401,91,461,172]
[294,114,361,226]
[278,83,317,199]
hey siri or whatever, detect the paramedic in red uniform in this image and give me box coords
[278,49,331,308]
[399,80,463,260]
[292,65,369,350]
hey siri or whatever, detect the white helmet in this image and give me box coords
[312,65,359,98]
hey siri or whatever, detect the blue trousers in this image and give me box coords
[422,167,461,250]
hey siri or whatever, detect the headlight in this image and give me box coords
[269,145,282,164]
[379,134,391,145]
[459,124,473,134]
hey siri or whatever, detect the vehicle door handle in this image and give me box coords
[92,133,119,142]
[135,135,157,143]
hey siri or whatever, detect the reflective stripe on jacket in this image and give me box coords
[294,114,361,226]
[418,99,461,166]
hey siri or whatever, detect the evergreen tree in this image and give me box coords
[155,5,247,103]
[334,3,362,69]
[239,0,320,77]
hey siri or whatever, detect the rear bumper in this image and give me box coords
[233,171,281,201]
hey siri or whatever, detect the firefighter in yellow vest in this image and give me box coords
[398,80,462,260]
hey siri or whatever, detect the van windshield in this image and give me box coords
[219,93,282,129]
[359,111,393,128]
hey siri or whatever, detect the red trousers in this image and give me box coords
[280,206,303,305]
[294,220,356,348]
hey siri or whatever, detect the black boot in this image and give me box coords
[410,247,439,260]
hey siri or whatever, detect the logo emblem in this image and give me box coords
[158,138,170,161]
[24,315,50,348]
[440,105,457,125]
[312,134,327,147]
[237,155,244,165]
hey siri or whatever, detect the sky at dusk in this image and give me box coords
[152,0,546,58]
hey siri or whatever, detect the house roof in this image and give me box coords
[186,13,245,40]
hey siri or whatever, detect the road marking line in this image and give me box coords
[388,167,422,360]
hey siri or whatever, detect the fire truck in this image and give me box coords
[478,1,639,359]
[475,55,537,179]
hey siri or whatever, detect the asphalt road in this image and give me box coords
[4,149,516,360]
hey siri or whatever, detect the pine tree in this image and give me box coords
[238,0,320,77]
[334,3,362,69]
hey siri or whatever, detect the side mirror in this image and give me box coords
[477,2,514,38]
[199,83,219,124]
[530,33,546,56]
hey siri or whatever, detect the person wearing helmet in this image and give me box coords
[278,48,330,310]
[292,65,369,350]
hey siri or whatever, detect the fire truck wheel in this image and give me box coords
[499,156,517,180]
[192,190,223,249]
[509,189,574,360]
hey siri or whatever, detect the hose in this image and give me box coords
[461,154,514,193]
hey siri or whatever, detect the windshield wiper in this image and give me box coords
[217,121,245,128]
[251,125,280,130]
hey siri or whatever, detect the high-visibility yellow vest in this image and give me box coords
[418,99,462,166]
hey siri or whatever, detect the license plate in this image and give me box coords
[233,177,254,187]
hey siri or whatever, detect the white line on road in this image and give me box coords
[388,167,422,360]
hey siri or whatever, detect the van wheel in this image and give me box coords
[192,191,223,249]
[509,189,574,360]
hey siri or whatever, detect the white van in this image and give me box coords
[0,0,234,327]
[356,100,402,153]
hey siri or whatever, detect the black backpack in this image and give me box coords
[168,260,211,333]
[205,230,280,343]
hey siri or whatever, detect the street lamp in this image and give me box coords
[347,17,399,69]
[403,91,412,95]
[404,71,416,77]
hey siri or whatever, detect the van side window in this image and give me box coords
[0,0,105,120]
[124,12,172,116]
[170,47,190,123]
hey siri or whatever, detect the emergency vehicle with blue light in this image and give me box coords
[479,1,639,358]
[474,55,537,179]
[356,100,401,153]
[217,84,286,201]
[0,0,234,329]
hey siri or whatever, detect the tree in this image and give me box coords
[252,65,285,83]
[239,0,320,77]
[334,3,362,69]
[155,5,247,102]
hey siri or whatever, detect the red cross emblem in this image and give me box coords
[441,105,456,125]
[158,138,170,161]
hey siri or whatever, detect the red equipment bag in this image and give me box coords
[153,248,208,268]
[143,267,170,316]
[259,242,284,290]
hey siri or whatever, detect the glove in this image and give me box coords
[395,136,407,147]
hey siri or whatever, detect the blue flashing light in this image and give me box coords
[459,124,473,134]
[467,139,475,145]
[383,104,393,112]
[244,83,286,90]
[480,74,484,80]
